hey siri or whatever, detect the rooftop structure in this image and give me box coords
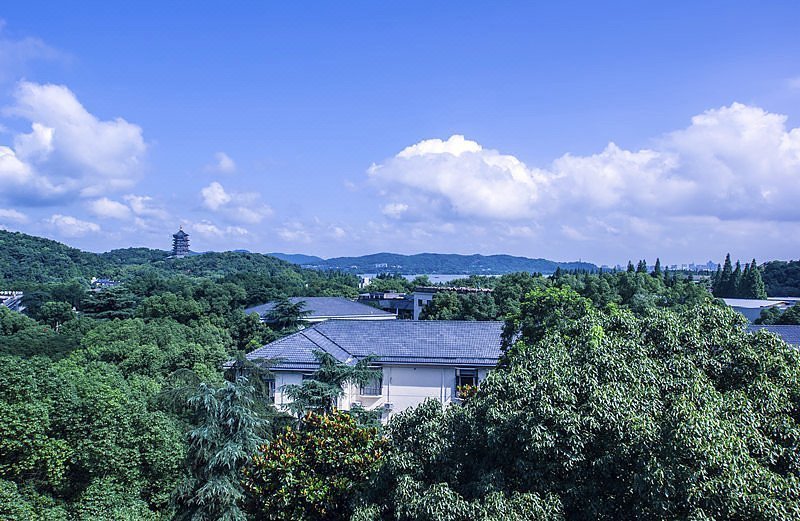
[245,296,396,324]
[0,291,25,313]
[246,319,502,370]
[172,226,190,258]
[244,319,503,420]
[722,298,794,322]
[747,325,800,347]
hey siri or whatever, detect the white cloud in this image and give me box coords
[46,214,100,237]
[123,194,169,220]
[0,208,27,223]
[0,81,147,202]
[193,220,223,237]
[277,221,312,243]
[201,181,232,210]
[205,151,236,174]
[368,104,800,260]
[89,197,132,220]
[13,122,53,160]
[369,134,547,220]
[382,202,409,219]
[199,181,272,224]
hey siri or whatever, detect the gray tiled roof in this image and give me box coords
[245,297,395,319]
[747,325,800,346]
[246,319,503,370]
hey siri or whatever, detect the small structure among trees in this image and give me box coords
[172,226,190,258]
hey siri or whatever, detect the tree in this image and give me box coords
[264,297,310,331]
[357,288,800,520]
[741,259,768,299]
[636,259,647,274]
[714,253,734,297]
[626,261,635,273]
[37,301,76,330]
[777,304,800,325]
[284,351,379,416]
[243,411,386,520]
[174,377,267,521]
[651,258,662,278]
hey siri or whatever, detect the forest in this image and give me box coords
[1,231,799,520]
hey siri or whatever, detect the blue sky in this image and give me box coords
[1,2,800,265]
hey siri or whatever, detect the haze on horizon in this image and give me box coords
[0,2,799,266]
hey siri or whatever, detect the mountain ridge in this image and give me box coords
[266,251,597,275]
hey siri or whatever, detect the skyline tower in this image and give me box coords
[172,226,190,258]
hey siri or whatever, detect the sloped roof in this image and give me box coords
[245,297,395,319]
[747,324,800,346]
[246,319,504,370]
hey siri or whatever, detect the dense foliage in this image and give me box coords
[711,254,768,299]
[420,268,713,321]
[0,231,363,519]
[244,412,386,520]
[762,259,800,297]
[3,230,800,519]
[355,288,800,520]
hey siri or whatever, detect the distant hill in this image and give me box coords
[267,251,597,275]
[0,230,109,284]
[0,229,596,286]
[267,253,326,265]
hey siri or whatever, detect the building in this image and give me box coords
[722,298,793,322]
[747,324,800,347]
[357,292,414,319]
[412,286,493,320]
[244,319,503,421]
[172,227,190,258]
[245,296,397,324]
[0,291,24,313]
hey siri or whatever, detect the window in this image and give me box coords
[359,371,383,396]
[455,368,478,398]
[264,378,276,404]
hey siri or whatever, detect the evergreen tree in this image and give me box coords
[663,266,671,287]
[174,377,266,521]
[744,258,768,299]
[627,261,635,273]
[283,351,380,416]
[652,258,662,278]
[715,254,734,297]
[732,260,743,297]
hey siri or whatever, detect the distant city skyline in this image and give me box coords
[1,3,800,265]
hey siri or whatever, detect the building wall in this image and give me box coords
[275,365,491,422]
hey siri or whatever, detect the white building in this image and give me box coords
[722,298,793,322]
[244,319,503,422]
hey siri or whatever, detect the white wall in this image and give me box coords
[276,365,492,422]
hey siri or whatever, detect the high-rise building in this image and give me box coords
[172,226,190,257]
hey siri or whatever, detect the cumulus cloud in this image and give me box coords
[205,151,236,174]
[89,197,132,220]
[200,181,272,224]
[0,81,147,203]
[46,214,100,237]
[368,103,800,259]
[0,208,28,223]
[201,181,232,210]
[123,194,169,220]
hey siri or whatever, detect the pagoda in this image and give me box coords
[172,226,190,258]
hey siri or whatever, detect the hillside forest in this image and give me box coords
[1,229,799,519]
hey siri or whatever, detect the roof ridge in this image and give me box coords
[308,326,353,358]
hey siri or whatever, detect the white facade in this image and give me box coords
[272,364,491,422]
